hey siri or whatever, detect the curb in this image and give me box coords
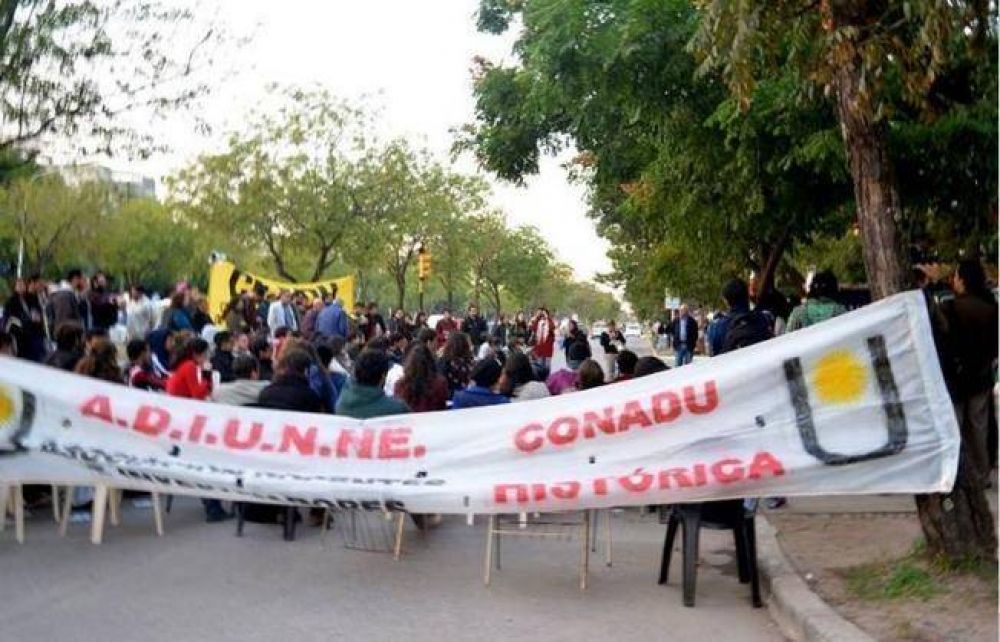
[756,515,874,642]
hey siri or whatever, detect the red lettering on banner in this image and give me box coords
[510,379,720,453]
[617,400,653,432]
[377,428,411,459]
[80,395,113,423]
[514,423,544,453]
[279,425,317,455]
[581,408,616,439]
[494,484,529,504]
[133,405,170,437]
[711,458,745,483]
[692,463,708,486]
[748,451,785,479]
[548,417,579,446]
[187,415,208,443]
[658,468,694,489]
[684,381,718,414]
[336,429,375,459]
[651,391,682,423]
[223,419,264,450]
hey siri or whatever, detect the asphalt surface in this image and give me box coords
[1,500,782,642]
[1,334,782,642]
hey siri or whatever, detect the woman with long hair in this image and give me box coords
[74,338,124,384]
[512,311,529,344]
[575,359,605,392]
[165,337,212,400]
[395,344,449,412]
[500,350,549,402]
[438,331,474,398]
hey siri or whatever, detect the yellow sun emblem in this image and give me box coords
[0,386,13,423]
[811,350,868,404]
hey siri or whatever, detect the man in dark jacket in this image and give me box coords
[336,349,409,418]
[258,349,323,413]
[48,269,91,331]
[211,331,236,383]
[940,260,998,485]
[669,304,699,366]
[462,304,490,349]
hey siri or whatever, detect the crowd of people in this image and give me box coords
[2,259,995,522]
[0,271,660,523]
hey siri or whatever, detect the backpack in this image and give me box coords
[721,310,773,354]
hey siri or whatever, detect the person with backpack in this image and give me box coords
[709,279,773,356]
[786,270,847,333]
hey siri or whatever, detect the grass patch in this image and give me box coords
[844,560,942,601]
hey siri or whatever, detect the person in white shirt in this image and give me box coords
[125,285,156,340]
[266,290,300,338]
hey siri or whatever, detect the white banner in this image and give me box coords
[0,291,959,514]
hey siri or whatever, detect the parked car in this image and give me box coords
[590,322,607,339]
[625,322,642,338]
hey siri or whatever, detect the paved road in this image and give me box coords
[1,500,782,642]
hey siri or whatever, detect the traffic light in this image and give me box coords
[418,251,432,280]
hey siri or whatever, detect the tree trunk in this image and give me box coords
[831,62,906,300]
[915,447,997,563]
[757,229,790,296]
[394,272,406,313]
[830,27,994,563]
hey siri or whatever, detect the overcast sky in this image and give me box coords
[116,0,613,283]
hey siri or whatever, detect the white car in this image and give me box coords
[625,322,642,338]
[590,322,607,339]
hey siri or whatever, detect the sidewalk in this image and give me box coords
[763,490,998,642]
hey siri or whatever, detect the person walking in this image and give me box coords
[786,271,847,332]
[599,319,626,378]
[669,304,698,366]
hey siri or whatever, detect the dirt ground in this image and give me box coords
[768,512,998,642]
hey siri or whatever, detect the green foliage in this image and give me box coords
[845,560,942,601]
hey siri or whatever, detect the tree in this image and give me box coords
[463,0,849,311]
[94,199,197,291]
[0,0,227,160]
[693,0,996,566]
[169,88,373,282]
[0,174,106,275]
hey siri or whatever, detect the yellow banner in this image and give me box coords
[207,261,355,324]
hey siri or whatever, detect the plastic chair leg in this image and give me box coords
[235,503,245,537]
[658,510,679,584]
[734,523,750,583]
[681,508,701,607]
[283,507,297,541]
[745,517,762,608]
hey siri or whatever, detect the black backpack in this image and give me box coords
[721,310,773,354]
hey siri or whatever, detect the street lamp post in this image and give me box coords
[16,164,62,279]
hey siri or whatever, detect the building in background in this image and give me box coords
[58,163,157,201]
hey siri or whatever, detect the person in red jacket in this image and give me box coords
[166,337,224,521]
[166,338,213,400]
[529,307,556,369]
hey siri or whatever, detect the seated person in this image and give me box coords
[452,358,510,409]
[212,354,269,406]
[336,349,409,418]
